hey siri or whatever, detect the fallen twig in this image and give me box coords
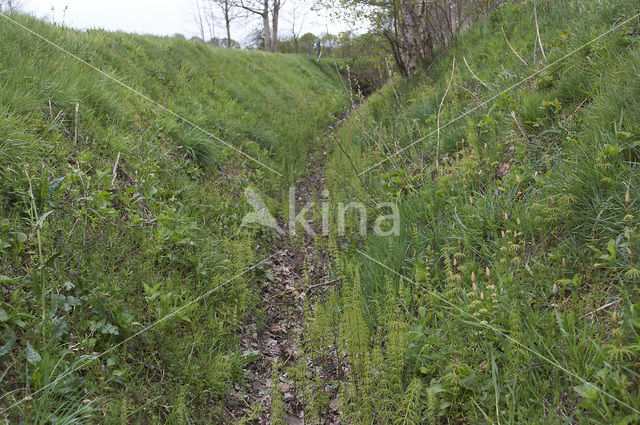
[73,102,79,147]
[534,0,547,61]
[463,56,492,91]
[580,300,619,319]
[307,278,340,292]
[111,152,120,185]
[502,25,529,67]
[511,111,530,142]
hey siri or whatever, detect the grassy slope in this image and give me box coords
[306,0,640,423]
[0,15,346,423]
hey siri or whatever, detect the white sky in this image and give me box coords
[22,0,358,46]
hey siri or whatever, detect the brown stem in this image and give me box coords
[330,134,378,204]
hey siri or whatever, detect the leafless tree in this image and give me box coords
[193,0,208,42]
[205,2,217,41]
[239,0,271,50]
[270,0,285,52]
[194,0,221,42]
[288,5,305,53]
[237,0,284,52]
[0,0,22,12]
[208,0,240,48]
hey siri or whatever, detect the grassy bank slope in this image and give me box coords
[304,0,640,423]
[0,14,346,423]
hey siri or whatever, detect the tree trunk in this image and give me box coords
[262,0,271,51]
[400,0,434,72]
[271,2,279,52]
[383,29,408,77]
[239,0,271,51]
[225,0,232,48]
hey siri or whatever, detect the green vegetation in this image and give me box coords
[278,31,391,95]
[300,0,640,423]
[3,0,640,423]
[0,14,346,423]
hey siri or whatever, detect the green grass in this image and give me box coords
[303,0,640,423]
[0,14,347,424]
[4,1,640,422]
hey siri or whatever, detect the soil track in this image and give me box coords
[228,105,360,424]
[229,148,332,424]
